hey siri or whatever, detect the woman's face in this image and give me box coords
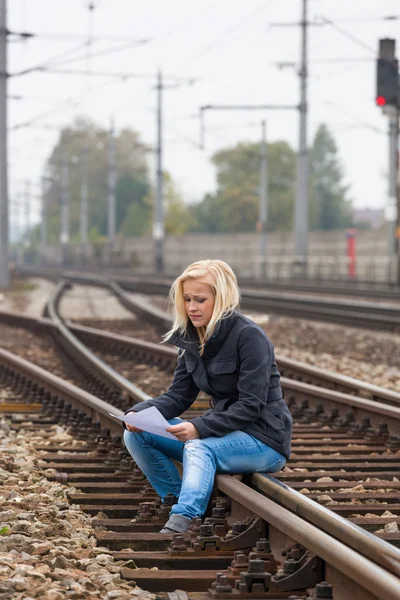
[183,279,215,328]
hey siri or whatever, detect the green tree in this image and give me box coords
[190,193,224,233]
[118,174,151,236]
[191,126,351,233]
[310,124,353,230]
[191,141,296,233]
[142,173,196,235]
[42,117,150,243]
[164,173,196,234]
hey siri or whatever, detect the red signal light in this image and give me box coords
[376,95,387,106]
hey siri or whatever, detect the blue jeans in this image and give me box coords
[123,418,286,520]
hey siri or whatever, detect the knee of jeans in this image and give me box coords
[184,438,213,460]
[123,429,148,447]
[269,458,286,473]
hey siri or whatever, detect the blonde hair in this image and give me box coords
[164,259,240,352]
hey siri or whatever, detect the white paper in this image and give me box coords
[109,406,178,440]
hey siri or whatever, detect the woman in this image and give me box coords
[124,259,292,534]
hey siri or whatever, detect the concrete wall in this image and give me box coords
[35,225,395,282]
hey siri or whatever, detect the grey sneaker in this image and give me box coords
[159,514,192,533]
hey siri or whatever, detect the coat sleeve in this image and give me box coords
[190,326,271,438]
[124,351,200,420]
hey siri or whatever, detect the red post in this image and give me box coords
[346,229,356,279]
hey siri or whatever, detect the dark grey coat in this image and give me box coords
[126,312,292,458]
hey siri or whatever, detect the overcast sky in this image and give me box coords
[7,0,400,226]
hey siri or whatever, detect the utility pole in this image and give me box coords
[79,2,97,244]
[60,151,70,263]
[80,144,89,243]
[17,190,23,265]
[199,106,295,279]
[107,117,116,243]
[397,125,400,286]
[388,108,398,262]
[154,69,164,273]
[259,120,268,278]
[200,104,295,150]
[41,177,47,247]
[24,179,30,247]
[294,0,308,275]
[0,0,8,288]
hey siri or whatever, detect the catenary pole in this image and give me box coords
[200,104,295,151]
[397,109,400,286]
[41,177,47,247]
[200,106,296,280]
[17,189,23,265]
[154,69,164,273]
[60,150,70,263]
[80,143,89,242]
[259,120,268,278]
[0,0,8,288]
[24,179,30,247]
[388,106,398,280]
[107,116,116,242]
[294,0,309,275]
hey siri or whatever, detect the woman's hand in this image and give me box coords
[124,412,142,433]
[167,422,200,442]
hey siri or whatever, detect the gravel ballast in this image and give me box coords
[0,416,154,600]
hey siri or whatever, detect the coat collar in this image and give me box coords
[168,311,238,357]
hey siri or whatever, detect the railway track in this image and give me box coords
[1,279,400,598]
[17,264,400,301]
[15,266,400,332]
[1,341,400,599]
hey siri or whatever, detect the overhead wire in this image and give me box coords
[10,38,151,78]
[27,67,202,80]
[10,41,97,78]
[179,0,279,69]
[9,1,390,203]
[10,0,216,80]
[15,13,400,42]
[319,17,377,55]
[311,61,370,85]
[321,100,385,135]
[313,14,400,24]
[14,0,215,44]
[9,2,219,192]
[9,75,121,131]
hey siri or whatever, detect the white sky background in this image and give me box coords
[7,0,400,227]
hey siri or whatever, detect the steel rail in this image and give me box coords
[86,273,400,325]
[108,275,400,331]
[216,476,400,600]
[47,285,400,579]
[109,280,171,331]
[251,473,400,578]
[276,355,400,405]
[1,345,400,599]
[69,306,400,408]
[15,266,400,331]
[2,272,400,409]
[280,377,400,425]
[68,321,400,417]
[0,346,124,437]
[6,273,400,596]
[62,324,400,434]
[101,280,400,405]
[46,280,149,405]
[1,300,400,409]
[33,308,400,430]
[237,276,400,300]
[16,264,400,300]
